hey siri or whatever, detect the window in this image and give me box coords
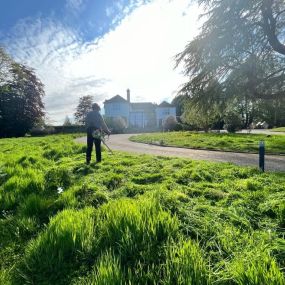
[112,103,121,111]
[162,108,170,115]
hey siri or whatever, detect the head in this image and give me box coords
[92,103,101,111]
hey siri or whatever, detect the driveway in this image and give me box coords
[75,134,285,172]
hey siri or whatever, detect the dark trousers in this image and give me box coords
[86,128,101,163]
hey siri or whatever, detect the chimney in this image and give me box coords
[127,88,130,103]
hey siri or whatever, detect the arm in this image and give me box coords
[99,115,111,134]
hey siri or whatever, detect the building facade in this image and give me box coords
[104,89,176,128]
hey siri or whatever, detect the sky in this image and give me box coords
[0,0,201,124]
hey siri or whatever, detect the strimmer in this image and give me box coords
[92,129,114,154]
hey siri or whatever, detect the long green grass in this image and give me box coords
[130,132,285,154]
[0,134,284,284]
[271,127,285,132]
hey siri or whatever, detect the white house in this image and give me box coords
[155,101,176,127]
[104,89,176,128]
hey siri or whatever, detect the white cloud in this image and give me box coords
[4,0,201,124]
[65,0,84,13]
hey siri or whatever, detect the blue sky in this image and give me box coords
[0,0,200,123]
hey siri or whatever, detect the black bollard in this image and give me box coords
[259,141,265,172]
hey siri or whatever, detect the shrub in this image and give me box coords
[29,126,55,136]
[104,116,127,133]
[224,111,243,133]
[163,115,182,131]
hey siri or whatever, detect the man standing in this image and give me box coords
[85,103,111,164]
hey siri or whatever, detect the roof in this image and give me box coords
[157,101,174,108]
[104,95,127,104]
[130,102,155,112]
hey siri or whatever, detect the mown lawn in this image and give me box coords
[0,135,285,284]
[130,132,285,154]
[272,127,285,132]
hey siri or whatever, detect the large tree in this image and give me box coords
[0,49,45,137]
[176,0,285,127]
[177,0,285,101]
[74,95,94,125]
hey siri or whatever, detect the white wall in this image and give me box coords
[155,107,176,126]
[104,102,130,122]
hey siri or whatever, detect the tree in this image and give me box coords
[181,80,226,131]
[224,109,243,133]
[74,95,94,125]
[0,61,45,137]
[171,95,190,116]
[63,116,72,126]
[182,102,218,132]
[177,0,285,102]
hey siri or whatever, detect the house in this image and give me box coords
[104,89,176,128]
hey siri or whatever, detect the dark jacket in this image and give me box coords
[85,110,109,133]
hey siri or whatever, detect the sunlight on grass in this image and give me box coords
[0,134,284,284]
[130,132,285,154]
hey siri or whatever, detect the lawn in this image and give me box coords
[0,134,285,284]
[271,127,285,132]
[130,132,285,154]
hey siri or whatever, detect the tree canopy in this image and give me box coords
[0,48,45,137]
[176,0,285,128]
[74,95,94,125]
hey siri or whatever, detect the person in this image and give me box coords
[85,103,111,164]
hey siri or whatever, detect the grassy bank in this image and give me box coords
[0,135,285,284]
[271,127,285,132]
[130,132,285,154]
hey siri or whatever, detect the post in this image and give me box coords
[259,141,265,172]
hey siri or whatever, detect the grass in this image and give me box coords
[271,127,285,132]
[0,134,284,284]
[130,131,285,154]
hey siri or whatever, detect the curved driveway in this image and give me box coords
[75,134,285,172]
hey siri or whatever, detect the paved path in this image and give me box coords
[75,134,285,172]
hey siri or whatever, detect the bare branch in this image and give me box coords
[262,0,285,55]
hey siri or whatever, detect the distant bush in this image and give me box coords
[163,115,183,131]
[104,116,127,133]
[224,111,243,133]
[29,126,55,136]
[29,125,86,136]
